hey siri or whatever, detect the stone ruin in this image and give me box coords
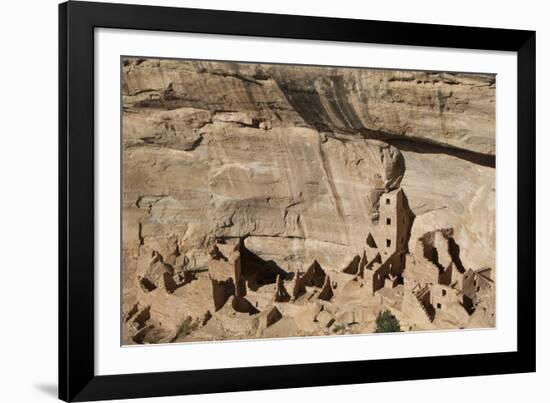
[123,186,495,344]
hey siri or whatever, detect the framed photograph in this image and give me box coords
[59,1,536,401]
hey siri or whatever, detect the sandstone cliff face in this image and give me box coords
[123,59,495,155]
[402,148,495,271]
[121,58,495,342]
[124,125,404,272]
[123,58,494,272]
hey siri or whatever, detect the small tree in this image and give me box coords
[374,309,401,333]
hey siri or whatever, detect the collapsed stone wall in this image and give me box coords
[122,196,495,343]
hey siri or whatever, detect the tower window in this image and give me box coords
[437,303,441,309]
[442,290,447,296]
[386,218,391,225]
[386,239,391,247]
[386,198,390,205]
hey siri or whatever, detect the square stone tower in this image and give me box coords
[377,188,413,259]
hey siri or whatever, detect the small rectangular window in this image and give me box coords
[386,239,391,247]
[386,198,390,205]
[442,290,447,296]
[386,218,391,225]
[437,303,441,309]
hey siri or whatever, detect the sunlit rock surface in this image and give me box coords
[121,58,495,344]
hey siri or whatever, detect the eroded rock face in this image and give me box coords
[124,122,406,271]
[402,148,495,271]
[121,58,495,344]
[123,59,495,155]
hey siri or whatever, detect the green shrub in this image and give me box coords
[374,310,401,333]
[176,316,198,338]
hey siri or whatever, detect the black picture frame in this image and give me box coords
[59,1,536,401]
